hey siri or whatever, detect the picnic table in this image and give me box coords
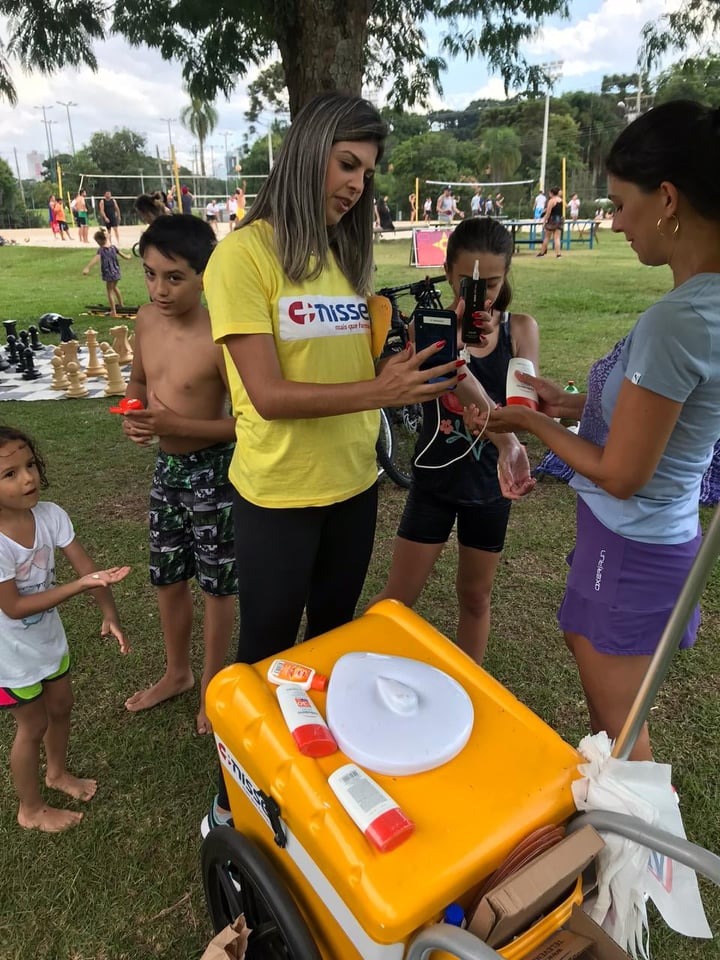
[502,218,597,252]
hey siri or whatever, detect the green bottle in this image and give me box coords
[561,380,580,428]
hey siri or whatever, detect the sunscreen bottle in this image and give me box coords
[328,763,415,852]
[505,357,538,410]
[267,658,328,692]
[276,683,337,758]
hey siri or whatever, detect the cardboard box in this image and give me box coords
[468,825,604,947]
[524,906,630,960]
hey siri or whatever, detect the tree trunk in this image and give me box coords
[199,136,206,177]
[274,0,374,117]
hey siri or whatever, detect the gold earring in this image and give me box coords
[656,215,680,239]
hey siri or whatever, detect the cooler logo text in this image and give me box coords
[215,737,273,832]
[279,296,371,341]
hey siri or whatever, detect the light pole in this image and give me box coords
[56,100,78,156]
[538,60,563,193]
[34,104,54,165]
[221,130,232,194]
[159,117,176,159]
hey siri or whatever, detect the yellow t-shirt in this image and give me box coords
[206,220,379,508]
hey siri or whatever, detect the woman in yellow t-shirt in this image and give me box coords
[203,93,463,831]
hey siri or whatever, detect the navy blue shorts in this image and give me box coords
[398,484,511,553]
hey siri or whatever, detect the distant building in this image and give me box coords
[26,151,44,179]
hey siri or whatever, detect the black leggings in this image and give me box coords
[217,483,378,808]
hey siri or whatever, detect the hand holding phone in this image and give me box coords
[414,309,458,383]
[460,276,488,344]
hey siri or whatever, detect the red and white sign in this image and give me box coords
[412,227,455,268]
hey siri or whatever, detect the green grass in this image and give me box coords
[0,236,718,959]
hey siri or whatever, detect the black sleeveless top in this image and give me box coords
[412,315,514,504]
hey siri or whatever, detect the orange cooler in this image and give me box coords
[206,600,581,959]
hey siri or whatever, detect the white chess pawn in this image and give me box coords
[64,361,89,399]
[50,355,69,391]
[103,348,127,396]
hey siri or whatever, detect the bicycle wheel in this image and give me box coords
[377,404,423,488]
[376,407,393,480]
[201,827,321,960]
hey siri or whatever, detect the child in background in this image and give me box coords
[120,215,237,736]
[0,426,129,832]
[82,229,132,317]
[370,217,538,663]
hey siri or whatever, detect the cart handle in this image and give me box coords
[568,811,720,885]
[405,924,502,960]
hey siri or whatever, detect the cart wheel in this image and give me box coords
[201,827,322,960]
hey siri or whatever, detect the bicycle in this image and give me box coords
[374,275,447,488]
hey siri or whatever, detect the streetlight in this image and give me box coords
[56,100,78,156]
[159,117,176,157]
[56,100,77,156]
[221,130,233,194]
[34,104,54,164]
[538,60,563,193]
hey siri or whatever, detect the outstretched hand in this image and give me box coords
[79,566,131,591]
[497,441,536,500]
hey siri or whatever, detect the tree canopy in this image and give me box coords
[1,0,571,116]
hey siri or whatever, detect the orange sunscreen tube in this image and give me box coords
[328,763,415,852]
[267,658,329,692]
[276,683,338,758]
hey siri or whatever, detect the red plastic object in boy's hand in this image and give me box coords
[109,397,144,414]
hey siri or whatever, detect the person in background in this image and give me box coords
[180,185,194,216]
[471,187,484,217]
[423,196,433,222]
[537,187,564,257]
[533,189,547,220]
[469,100,720,760]
[99,190,121,244]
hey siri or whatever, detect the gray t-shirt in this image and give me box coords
[572,273,720,543]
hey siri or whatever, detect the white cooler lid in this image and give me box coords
[325,652,474,776]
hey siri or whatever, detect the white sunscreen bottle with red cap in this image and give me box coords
[276,683,338,758]
[328,763,415,852]
[505,357,539,410]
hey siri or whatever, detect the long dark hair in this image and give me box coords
[606,100,720,220]
[0,426,49,488]
[445,217,514,312]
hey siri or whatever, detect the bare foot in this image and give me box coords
[46,772,97,801]
[196,705,213,735]
[18,804,83,832]
[125,672,194,713]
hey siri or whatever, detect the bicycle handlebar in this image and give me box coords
[377,275,447,300]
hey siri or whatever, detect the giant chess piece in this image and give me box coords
[50,355,70,391]
[21,348,41,381]
[28,325,44,351]
[57,315,79,343]
[65,362,89,398]
[3,319,18,342]
[110,325,133,365]
[15,347,27,375]
[6,335,18,366]
[59,341,86,382]
[84,329,106,378]
[18,330,30,353]
[103,349,127,396]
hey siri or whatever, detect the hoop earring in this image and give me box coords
[656,214,680,239]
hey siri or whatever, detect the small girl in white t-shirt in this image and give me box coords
[0,426,130,832]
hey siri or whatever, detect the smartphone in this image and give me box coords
[414,309,458,382]
[460,276,488,344]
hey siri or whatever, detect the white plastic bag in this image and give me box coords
[572,732,711,957]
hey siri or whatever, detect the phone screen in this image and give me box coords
[414,309,458,379]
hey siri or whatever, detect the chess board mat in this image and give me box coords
[83,304,140,319]
[0,345,130,402]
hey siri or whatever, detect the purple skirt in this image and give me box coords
[558,497,702,656]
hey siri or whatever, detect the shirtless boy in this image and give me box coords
[121,215,237,734]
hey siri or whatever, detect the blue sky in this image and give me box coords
[0,0,685,179]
